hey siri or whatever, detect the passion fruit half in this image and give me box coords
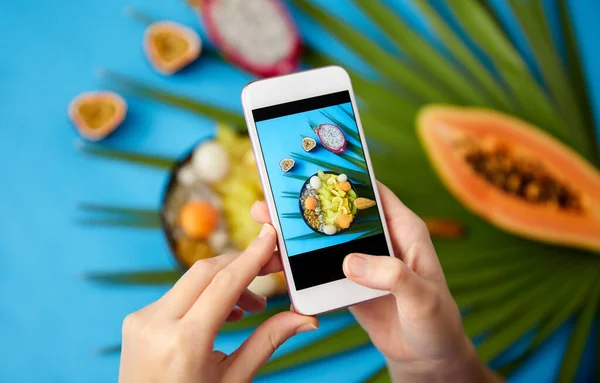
[68,91,127,141]
[144,21,202,75]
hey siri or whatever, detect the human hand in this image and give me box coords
[250,182,502,382]
[118,224,318,383]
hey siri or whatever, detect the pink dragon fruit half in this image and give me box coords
[315,123,347,154]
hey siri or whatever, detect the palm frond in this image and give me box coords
[78,218,162,229]
[291,0,452,102]
[412,1,516,113]
[476,266,586,362]
[444,0,590,158]
[99,70,246,128]
[365,366,390,383]
[95,344,121,356]
[355,0,493,107]
[286,220,383,241]
[504,0,592,160]
[281,212,302,219]
[319,110,361,143]
[462,262,581,338]
[557,281,600,382]
[557,0,598,163]
[337,104,356,122]
[85,269,181,285]
[289,152,369,184]
[497,272,597,376]
[301,47,420,130]
[78,143,176,170]
[284,173,309,182]
[308,118,365,159]
[259,323,370,376]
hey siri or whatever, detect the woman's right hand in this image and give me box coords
[251,182,503,382]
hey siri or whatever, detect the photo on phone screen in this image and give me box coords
[252,91,390,290]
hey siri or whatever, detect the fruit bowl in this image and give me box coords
[298,171,359,236]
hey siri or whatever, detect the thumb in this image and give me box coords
[226,311,318,381]
[343,253,430,309]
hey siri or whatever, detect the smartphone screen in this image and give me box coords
[252,91,390,290]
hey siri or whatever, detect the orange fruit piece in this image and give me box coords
[178,200,219,239]
[339,181,351,192]
[336,213,352,229]
[304,196,317,210]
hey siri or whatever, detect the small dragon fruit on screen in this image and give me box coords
[315,124,347,153]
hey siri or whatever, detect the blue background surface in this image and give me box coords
[256,102,382,256]
[1,0,598,382]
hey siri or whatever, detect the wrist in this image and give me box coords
[386,337,500,383]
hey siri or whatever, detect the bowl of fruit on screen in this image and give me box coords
[300,170,375,235]
[160,124,287,298]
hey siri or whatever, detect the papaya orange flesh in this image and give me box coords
[68,91,126,141]
[417,105,600,253]
[144,21,202,75]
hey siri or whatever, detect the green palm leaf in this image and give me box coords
[444,0,590,158]
[307,121,365,159]
[79,203,160,219]
[259,324,370,376]
[301,47,420,131]
[476,265,588,362]
[365,366,390,383]
[78,218,162,229]
[99,70,246,128]
[497,272,597,376]
[85,269,181,285]
[504,0,592,160]
[289,152,369,184]
[291,0,452,102]
[557,281,600,382]
[462,263,581,338]
[355,0,492,107]
[319,110,361,143]
[412,1,515,113]
[286,220,383,241]
[557,0,598,162]
[78,143,176,170]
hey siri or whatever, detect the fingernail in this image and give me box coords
[259,224,271,238]
[347,254,368,278]
[296,323,318,334]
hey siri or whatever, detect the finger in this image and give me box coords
[376,182,442,277]
[225,307,244,322]
[225,311,318,381]
[183,224,278,335]
[343,253,431,311]
[258,251,283,275]
[157,253,239,318]
[237,289,267,313]
[250,201,271,225]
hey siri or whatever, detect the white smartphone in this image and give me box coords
[241,66,394,315]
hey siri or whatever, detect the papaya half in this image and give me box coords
[68,91,127,141]
[417,105,600,253]
[144,21,202,75]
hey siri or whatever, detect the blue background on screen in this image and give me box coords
[255,101,383,256]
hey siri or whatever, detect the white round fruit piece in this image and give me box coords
[337,173,348,183]
[323,224,337,235]
[310,175,322,189]
[191,141,230,182]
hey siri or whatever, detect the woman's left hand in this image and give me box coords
[118,224,318,383]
